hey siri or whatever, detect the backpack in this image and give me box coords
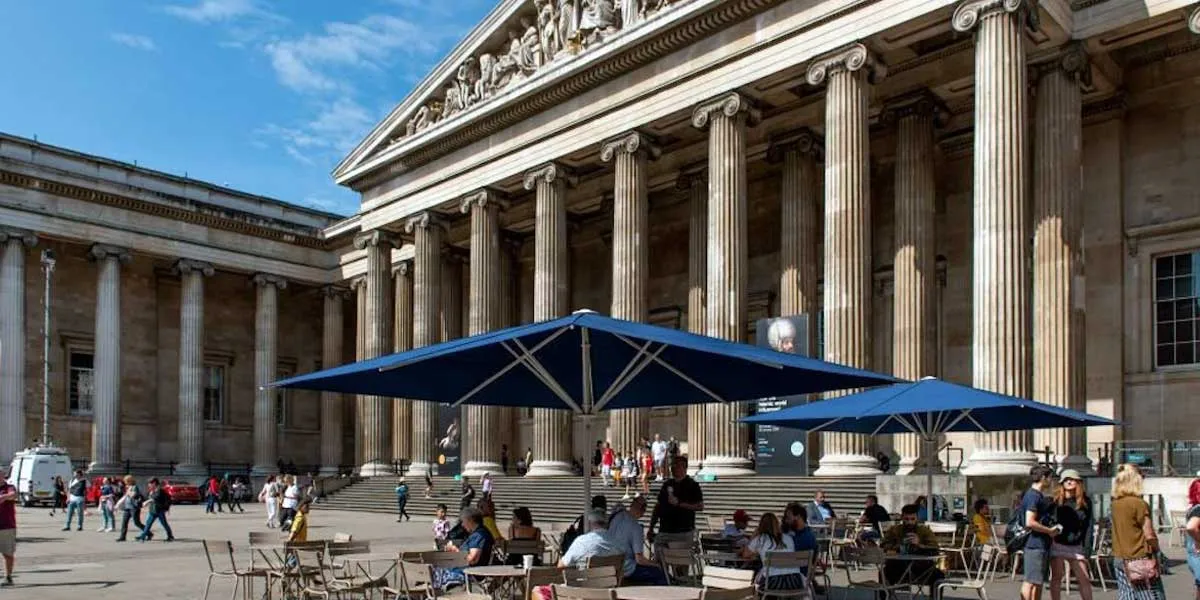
[560,515,584,554]
[156,488,172,512]
[1004,508,1033,554]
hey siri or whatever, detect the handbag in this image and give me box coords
[1124,556,1159,584]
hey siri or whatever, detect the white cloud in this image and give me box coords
[163,0,269,23]
[284,146,315,166]
[258,97,377,166]
[110,33,157,51]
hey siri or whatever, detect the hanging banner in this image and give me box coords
[435,404,462,476]
[751,315,811,476]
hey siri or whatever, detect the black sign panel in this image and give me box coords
[751,315,811,476]
[435,405,461,476]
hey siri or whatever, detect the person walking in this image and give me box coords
[135,478,174,542]
[205,475,220,514]
[600,443,615,487]
[500,445,510,475]
[0,476,18,586]
[1110,463,1165,599]
[1049,469,1094,600]
[258,475,280,528]
[640,449,652,496]
[460,477,476,512]
[481,473,493,500]
[229,477,246,513]
[395,478,412,522]
[424,473,434,499]
[62,470,87,532]
[220,474,235,513]
[115,475,148,542]
[648,455,704,558]
[50,476,65,517]
[97,477,116,533]
[650,434,668,481]
[1183,478,1200,600]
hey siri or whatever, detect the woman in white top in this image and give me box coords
[740,512,806,590]
[257,475,280,528]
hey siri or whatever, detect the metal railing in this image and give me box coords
[206,463,252,478]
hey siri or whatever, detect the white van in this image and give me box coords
[6,444,74,507]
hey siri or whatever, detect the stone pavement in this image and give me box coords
[3,504,1198,599]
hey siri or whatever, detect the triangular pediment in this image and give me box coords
[334,0,692,185]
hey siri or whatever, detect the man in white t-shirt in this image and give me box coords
[280,476,301,529]
[650,434,668,481]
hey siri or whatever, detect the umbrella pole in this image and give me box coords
[583,414,593,515]
[926,436,935,520]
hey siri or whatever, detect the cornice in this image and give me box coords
[0,168,328,250]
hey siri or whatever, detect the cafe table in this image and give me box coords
[340,552,400,586]
[883,554,941,600]
[613,586,703,600]
[464,564,528,600]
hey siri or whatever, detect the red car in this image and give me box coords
[85,476,115,506]
[162,479,203,504]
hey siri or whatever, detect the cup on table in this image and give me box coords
[523,555,534,570]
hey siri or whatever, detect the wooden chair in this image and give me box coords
[384,560,434,600]
[839,546,910,600]
[200,539,269,600]
[523,566,565,600]
[551,584,617,600]
[562,566,621,588]
[935,544,998,600]
[701,565,755,590]
[423,551,470,569]
[506,538,546,565]
[760,551,814,600]
[700,587,754,600]
[585,554,626,586]
[660,546,701,586]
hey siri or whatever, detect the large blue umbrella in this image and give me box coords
[273,309,897,507]
[742,376,1117,509]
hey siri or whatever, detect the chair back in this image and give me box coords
[585,554,625,585]
[700,587,754,600]
[333,532,353,543]
[524,566,563,600]
[842,545,886,566]
[659,547,700,584]
[764,550,812,572]
[248,531,277,546]
[562,566,620,588]
[400,550,429,562]
[507,538,544,558]
[293,548,334,592]
[326,540,371,557]
[701,565,755,589]
[399,560,436,596]
[974,543,1000,583]
[551,584,617,600]
[201,539,233,573]
[423,551,469,568]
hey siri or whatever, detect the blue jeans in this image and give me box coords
[1187,536,1200,588]
[63,498,84,529]
[625,564,669,585]
[101,504,115,530]
[205,493,217,513]
[139,512,174,540]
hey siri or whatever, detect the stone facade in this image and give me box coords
[3,0,1200,477]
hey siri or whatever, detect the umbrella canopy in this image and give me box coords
[272,310,898,413]
[740,377,1116,436]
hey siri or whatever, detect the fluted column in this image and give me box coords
[88,244,131,473]
[601,132,659,456]
[405,212,445,477]
[0,230,36,468]
[320,285,349,475]
[525,162,575,477]
[886,93,943,474]
[251,273,286,475]
[954,0,1037,474]
[354,230,397,476]
[679,171,708,473]
[693,92,758,477]
[352,276,367,465]
[174,259,214,477]
[392,262,414,464]
[807,43,882,476]
[462,189,508,476]
[1033,46,1092,474]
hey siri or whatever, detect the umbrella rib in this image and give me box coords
[612,334,725,403]
[596,340,656,407]
[508,339,583,413]
[943,409,977,432]
[451,329,572,407]
[595,344,668,412]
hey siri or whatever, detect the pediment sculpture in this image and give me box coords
[396,0,683,142]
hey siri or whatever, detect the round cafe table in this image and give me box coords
[464,565,528,600]
[613,586,703,600]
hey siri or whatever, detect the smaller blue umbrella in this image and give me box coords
[742,377,1117,507]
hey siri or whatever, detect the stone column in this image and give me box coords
[1033,46,1093,474]
[87,244,131,473]
[524,162,575,477]
[954,0,1038,475]
[251,273,286,475]
[461,189,508,476]
[0,230,36,467]
[354,230,397,476]
[601,131,659,455]
[405,212,445,477]
[351,276,367,464]
[807,43,883,476]
[320,285,349,475]
[693,92,759,477]
[679,171,707,472]
[886,93,943,475]
[392,261,414,465]
[174,259,214,477]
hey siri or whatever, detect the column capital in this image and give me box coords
[321,284,353,299]
[0,229,38,247]
[353,229,398,250]
[1190,4,1199,35]
[403,211,449,234]
[599,131,661,163]
[87,244,132,264]
[522,162,577,190]
[459,188,509,214]
[691,92,761,130]
[1031,43,1092,87]
[881,89,951,127]
[951,0,1035,33]
[392,260,413,278]
[805,43,885,86]
[251,273,288,290]
[173,258,214,277]
[349,275,368,291]
[767,128,825,163]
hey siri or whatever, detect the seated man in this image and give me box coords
[608,495,668,585]
[807,490,837,524]
[880,504,944,595]
[783,503,821,592]
[558,508,623,569]
[858,495,891,543]
[437,507,495,590]
[722,509,751,548]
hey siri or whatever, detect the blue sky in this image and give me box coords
[0,0,496,216]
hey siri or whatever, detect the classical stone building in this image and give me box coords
[3,0,1200,478]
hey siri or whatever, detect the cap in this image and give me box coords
[733,509,749,522]
[1059,469,1083,481]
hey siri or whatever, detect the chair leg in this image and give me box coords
[230,576,241,600]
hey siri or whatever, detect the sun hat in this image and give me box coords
[1059,469,1083,481]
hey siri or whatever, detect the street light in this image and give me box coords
[40,248,55,446]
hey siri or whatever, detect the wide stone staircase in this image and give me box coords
[317,475,876,525]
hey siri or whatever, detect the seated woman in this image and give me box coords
[740,512,806,591]
[435,507,495,591]
[505,506,544,566]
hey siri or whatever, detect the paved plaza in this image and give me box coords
[2,503,1197,599]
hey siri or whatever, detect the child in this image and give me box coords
[621,453,637,499]
[432,503,451,550]
[287,500,310,543]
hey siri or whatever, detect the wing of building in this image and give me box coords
[4,0,1200,479]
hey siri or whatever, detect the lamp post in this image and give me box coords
[40,248,55,446]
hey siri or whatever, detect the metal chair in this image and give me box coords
[759,550,815,600]
[660,546,702,586]
[506,537,546,566]
[551,583,617,600]
[700,588,755,600]
[701,565,755,590]
[838,546,910,600]
[939,528,976,575]
[200,539,269,600]
[934,544,998,600]
[522,566,565,600]
[1089,522,1112,592]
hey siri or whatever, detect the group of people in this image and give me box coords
[257,474,306,530]
[596,434,681,496]
[203,474,250,514]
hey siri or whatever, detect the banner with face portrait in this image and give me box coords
[435,405,461,476]
[751,315,811,476]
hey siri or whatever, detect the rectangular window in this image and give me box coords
[815,311,825,361]
[1155,250,1200,368]
[203,365,225,423]
[276,368,292,429]
[68,351,95,415]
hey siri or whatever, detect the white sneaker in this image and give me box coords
[106,527,114,532]
[96,527,106,532]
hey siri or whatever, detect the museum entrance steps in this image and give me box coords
[317,475,877,524]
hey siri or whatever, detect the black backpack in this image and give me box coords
[560,514,585,554]
[1003,511,1030,554]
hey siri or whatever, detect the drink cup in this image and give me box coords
[523,554,534,570]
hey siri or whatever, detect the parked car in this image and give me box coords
[161,479,202,504]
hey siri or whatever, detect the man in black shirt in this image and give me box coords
[858,494,891,542]
[648,455,703,558]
